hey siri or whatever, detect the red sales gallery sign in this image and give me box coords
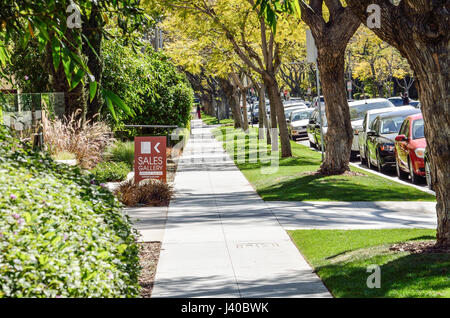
[134,136,167,184]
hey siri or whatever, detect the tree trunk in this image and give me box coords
[265,75,291,157]
[242,90,249,130]
[221,78,243,129]
[82,5,104,121]
[317,51,353,175]
[46,31,87,120]
[411,49,449,248]
[257,85,271,144]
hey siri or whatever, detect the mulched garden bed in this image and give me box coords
[139,242,162,298]
[390,241,450,254]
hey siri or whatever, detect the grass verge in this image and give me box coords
[201,112,234,126]
[213,127,435,201]
[288,229,449,298]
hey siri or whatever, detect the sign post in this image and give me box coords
[134,136,167,184]
[306,29,324,162]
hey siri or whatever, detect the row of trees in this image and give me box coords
[155,0,448,248]
[0,0,149,121]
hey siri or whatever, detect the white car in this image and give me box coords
[285,106,308,121]
[348,98,396,158]
[288,109,314,139]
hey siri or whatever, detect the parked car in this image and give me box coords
[394,112,426,184]
[312,96,325,108]
[307,107,327,149]
[350,98,396,159]
[424,148,433,190]
[288,109,314,140]
[365,108,420,172]
[359,106,413,164]
[388,96,420,107]
[285,105,307,121]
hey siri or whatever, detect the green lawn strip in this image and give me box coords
[288,229,449,298]
[201,112,234,126]
[213,127,435,202]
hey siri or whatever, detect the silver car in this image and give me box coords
[288,109,314,140]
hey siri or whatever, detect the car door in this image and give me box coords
[366,117,380,164]
[396,119,410,169]
[359,114,368,155]
[307,111,317,143]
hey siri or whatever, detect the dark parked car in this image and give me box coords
[365,108,420,172]
[394,113,427,184]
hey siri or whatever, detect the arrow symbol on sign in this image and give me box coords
[154,142,161,153]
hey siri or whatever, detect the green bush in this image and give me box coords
[105,141,135,168]
[0,126,140,298]
[91,161,131,183]
[102,39,193,132]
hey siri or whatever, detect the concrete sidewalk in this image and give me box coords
[267,201,437,230]
[152,119,331,298]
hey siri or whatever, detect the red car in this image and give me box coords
[394,113,426,184]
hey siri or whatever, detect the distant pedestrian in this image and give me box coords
[196,105,202,119]
[402,92,410,105]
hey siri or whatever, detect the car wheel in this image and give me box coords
[376,151,383,173]
[396,155,408,180]
[409,157,420,184]
[425,160,433,191]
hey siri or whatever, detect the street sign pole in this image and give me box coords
[307,29,324,162]
[315,62,325,162]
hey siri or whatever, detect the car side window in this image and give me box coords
[374,118,381,133]
[370,117,378,131]
[399,119,409,136]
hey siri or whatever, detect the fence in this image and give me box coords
[0,92,65,137]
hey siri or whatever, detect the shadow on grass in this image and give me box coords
[317,252,450,298]
[257,173,435,202]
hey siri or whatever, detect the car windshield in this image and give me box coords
[380,116,406,134]
[412,119,424,139]
[292,110,312,121]
[285,107,304,117]
[350,101,393,121]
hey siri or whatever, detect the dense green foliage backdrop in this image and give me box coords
[102,39,193,132]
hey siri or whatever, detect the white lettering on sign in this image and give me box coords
[138,156,164,166]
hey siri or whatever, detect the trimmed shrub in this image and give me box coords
[0,125,140,298]
[91,161,130,183]
[115,179,173,207]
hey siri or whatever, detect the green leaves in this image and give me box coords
[103,89,135,119]
[89,81,98,103]
[0,43,9,68]
[0,126,141,297]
